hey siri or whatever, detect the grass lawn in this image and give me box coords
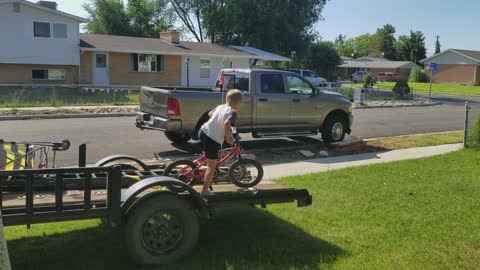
[0,87,139,107]
[368,131,463,150]
[373,82,480,96]
[4,149,480,269]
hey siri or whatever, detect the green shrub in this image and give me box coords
[393,79,411,97]
[338,88,353,101]
[467,116,480,148]
[363,74,375,88]
[408,66,429,82]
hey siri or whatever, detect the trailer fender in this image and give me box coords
[120,177,207,217]
[95,155,149,171]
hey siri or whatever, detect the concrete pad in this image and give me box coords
[264,143,463,180]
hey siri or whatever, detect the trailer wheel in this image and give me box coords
[164,131,191,145]
[124,194,199,265]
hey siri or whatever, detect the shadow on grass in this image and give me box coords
[7,207,344,270]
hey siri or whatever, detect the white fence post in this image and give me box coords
[0,209,12,270]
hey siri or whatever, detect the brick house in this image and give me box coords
[337,57,417,80]
[420,49,480,85]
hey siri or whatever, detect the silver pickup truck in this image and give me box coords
[136,68,353,145]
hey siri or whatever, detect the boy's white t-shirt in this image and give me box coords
[200,104,233,144]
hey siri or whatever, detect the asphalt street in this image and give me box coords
[1,102,476,167]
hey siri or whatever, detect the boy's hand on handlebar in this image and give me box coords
[225,136,234,145]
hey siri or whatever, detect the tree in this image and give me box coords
[200,0,327,57]
[408,66,428,82]
[334,34,346,48]
[83,0,173,38]
[167,0,204,42]
[435,35,441,54]
[84,0,132,36]
[305,41,341,81]
[395,30,427,65]
[374,24,397,60]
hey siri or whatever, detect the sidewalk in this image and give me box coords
[263,143,463,180]
[0,105,138,120]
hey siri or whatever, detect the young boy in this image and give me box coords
[199,89,243,196]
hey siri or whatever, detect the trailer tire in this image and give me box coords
[124,194,199,265]
[164,131,191,145]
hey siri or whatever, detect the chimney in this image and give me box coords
[36,1,57,10]
[160,30,180,44]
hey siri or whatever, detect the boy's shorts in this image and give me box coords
[200,132,221,160]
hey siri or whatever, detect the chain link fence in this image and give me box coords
[0,85,140,108]
[464,101,480,148]
[332,86,416,103]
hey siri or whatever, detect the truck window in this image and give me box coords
[214,71,250,92]
[287,75,314,95]
[260,74,285,94]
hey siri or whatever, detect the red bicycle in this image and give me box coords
[163,130,263,189]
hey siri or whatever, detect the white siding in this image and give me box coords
[181,56,250,87]
[423,51,478,65]
[0,3,81,65]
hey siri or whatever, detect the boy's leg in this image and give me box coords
[202,159,217,195]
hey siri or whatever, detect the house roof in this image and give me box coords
[354,57,388,62]
[0,0,88,22]
[338,60,417,69]
[80,34,258,59]
[420,48,480,64]
[230,46,291,61]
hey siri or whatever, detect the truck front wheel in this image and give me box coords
[321,115,346,145]
[124,194,200,265]
[164,131,191,144]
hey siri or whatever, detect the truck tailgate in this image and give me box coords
[140,86,171,118]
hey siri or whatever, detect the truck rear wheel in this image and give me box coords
[124,194,199,265]
[164,131,191,144]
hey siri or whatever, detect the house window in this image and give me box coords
[32,69,66,80]
[131,54,164,72]
[200,58,211,78]
[34,22,50,38]
[53,23,67,38]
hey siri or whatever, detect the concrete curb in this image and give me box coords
[354,101,441,109]
[0,112,136,121]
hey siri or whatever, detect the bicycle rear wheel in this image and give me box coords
[163,160,197,191]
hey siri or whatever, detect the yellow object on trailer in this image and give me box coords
[0,143,34,170]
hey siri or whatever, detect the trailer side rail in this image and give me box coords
[0,166,122,227]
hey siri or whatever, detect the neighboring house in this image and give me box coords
[0,1,289,87]
[337,57,417,80]
[0,0,87,84]
[420,49,480,85]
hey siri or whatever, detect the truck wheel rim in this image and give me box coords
[142,211,184,254]
[332,122,343,140]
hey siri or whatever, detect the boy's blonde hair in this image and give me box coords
[226,89,243,106]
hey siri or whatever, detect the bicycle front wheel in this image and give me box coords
[228,159,263,188]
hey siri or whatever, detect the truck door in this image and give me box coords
[286,74,320,127]
[254,72,291,129]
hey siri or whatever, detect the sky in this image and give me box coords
[48,0,480,56]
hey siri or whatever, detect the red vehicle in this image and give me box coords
[163,128,263,189]
[377,72,399,82]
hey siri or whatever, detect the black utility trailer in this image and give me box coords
[0,148,312,265]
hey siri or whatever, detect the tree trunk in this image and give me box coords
[0,210,12,270]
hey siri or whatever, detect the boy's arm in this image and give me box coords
[224,119,233,144]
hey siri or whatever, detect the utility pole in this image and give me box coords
[435,35,441,54]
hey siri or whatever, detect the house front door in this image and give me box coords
[93,52,109,85]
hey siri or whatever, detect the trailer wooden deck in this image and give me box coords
[2,182,310,210]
